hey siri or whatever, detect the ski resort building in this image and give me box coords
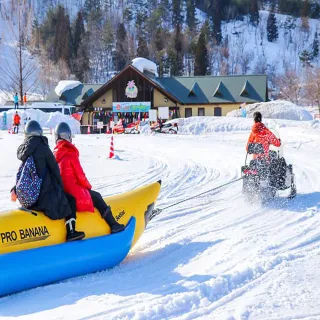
[47,63,268,127]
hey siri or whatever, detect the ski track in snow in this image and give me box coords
[0,126,319,320]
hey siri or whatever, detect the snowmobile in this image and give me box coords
[241,132,296,204]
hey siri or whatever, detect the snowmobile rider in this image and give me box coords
[53,122,125,233]
[11,120,85,242]
[246,112,281,159]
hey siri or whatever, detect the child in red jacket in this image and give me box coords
[53,122,125,233]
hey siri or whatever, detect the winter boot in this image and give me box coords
[103,206,125,233]
[65,218,85,242]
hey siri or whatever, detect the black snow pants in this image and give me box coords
[89,190,109,216]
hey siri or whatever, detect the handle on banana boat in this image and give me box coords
[149,177,244,221]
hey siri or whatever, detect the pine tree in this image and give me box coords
[153,27,165,76]
[53,6,72,67]
[301,0,310,31]
[186,0,197,31]
[31,18,41,54]
[249,0,259,26]
[73,11,85,58]
[212,0,222,45]
[137,36,149,58]
[201,20,210,41]
[299,50,313,67]
[284,17,296,44]
[312,32,319,58]
[168,24,184,76]
[194,31,208,76]
[267,12,278,42]
[72,11,88,82]
[172,0,183,26]
[115,23,128,71]
[73,41,90,82]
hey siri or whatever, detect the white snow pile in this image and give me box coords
[131,58,159,77]
[227,100,313,121]
[141,115,320,135]
[0,109,80,133]
[54,80,82,96]
[172,117,253,135]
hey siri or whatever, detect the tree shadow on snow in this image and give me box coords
[265,192,320,213]
[0,239,224,317]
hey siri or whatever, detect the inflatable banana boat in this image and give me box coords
[0,180,161,297]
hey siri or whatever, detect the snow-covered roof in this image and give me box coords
[131,58,159,77]
[54,81,82,96]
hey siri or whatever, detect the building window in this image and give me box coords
[214,107,222,116]
[198,108,205,116]
[185,108,192,118]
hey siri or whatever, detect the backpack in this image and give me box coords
[16,156,46,208]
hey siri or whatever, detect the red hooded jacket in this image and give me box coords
[53,140,94,212]
[246,122,281,158]
[13,114,21,125]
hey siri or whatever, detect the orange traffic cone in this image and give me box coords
[87,126,91,134]
[109,136,114,158]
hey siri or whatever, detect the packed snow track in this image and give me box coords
[0,125,319,320]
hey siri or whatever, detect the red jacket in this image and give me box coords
[246,122,281,158]
[13,114,21,125]
[53,140,94,212]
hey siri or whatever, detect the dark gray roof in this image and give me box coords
[46,84,103,105]
[153,75,267,104]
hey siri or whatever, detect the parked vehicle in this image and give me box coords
[112,119,140,134]
[150,121,178,134]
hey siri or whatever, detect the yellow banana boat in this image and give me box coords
[0,180,161,297]
[0,180,161,255]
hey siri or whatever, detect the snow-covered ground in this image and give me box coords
[0,115,319,319]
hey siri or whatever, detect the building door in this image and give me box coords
[214,107,222,116]
[185,108,192,118]
[198,108,205,116]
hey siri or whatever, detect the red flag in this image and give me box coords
[71,112,83,121]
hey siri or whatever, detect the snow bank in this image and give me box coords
[227,100,313,121]
[141,115,320,136]
[54,80,82,96]
[0,109,80,133]
[131,58,159,77]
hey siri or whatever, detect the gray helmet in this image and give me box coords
[54,122,72,143]
[25,120,43,137]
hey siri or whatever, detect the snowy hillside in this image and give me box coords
[0,116,320,319]
[215,11,320,77]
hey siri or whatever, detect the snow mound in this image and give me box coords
[131,58,159,77]
[227,100,313,121]
[54,80,82,96]
[141,116,320,136]
[0,109,80,134]
[174,117,253,135]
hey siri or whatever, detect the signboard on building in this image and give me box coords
[149,109,157,121]
[158,107,169,119]
[112,102,151,113]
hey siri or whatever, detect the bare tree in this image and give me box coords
[276,69,305,104]
[305,67,320,113]
[0,0,38,103]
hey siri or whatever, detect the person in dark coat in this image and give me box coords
[11,120,85,242]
